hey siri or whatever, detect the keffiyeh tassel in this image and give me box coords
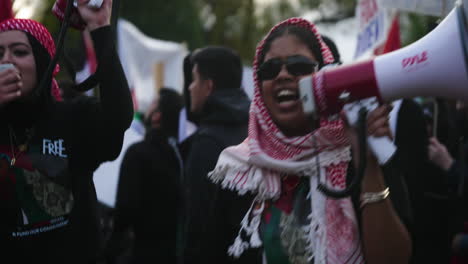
[227,199,265,258]
[228,236,250,258]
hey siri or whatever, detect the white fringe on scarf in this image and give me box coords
[208,146,351,260]
[209,146,351,199]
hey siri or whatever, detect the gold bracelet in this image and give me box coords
[360,187,390,209]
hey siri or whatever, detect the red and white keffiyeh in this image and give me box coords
[208,18,364,264]
[0,18,62,101]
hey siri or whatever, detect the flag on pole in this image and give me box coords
[0,0,14,22]
[354,0,388,59]
[354,0,400,59]
[374,12,401,55]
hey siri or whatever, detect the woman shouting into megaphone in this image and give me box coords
[0,0,133,263]
[208,18,412,264]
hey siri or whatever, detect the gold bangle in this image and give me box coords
[360,187,390,209]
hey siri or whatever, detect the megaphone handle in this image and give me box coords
[343,98,396,165]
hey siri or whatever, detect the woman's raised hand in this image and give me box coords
[76,0,112,31]
[366,104,393,140]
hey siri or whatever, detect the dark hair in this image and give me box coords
[25,33,53,105]
[258,25,325,68]
[158,88,183,138]
[191,46,242,90]
[321,35,342,65]
[183,52,198,123]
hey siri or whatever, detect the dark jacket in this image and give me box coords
[110,129,180,263]
[0,26,133,264]
[393,99,450,264]
[182,88,260,264]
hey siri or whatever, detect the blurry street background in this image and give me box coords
[8,0,447,208]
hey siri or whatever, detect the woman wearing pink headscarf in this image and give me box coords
[0,0,133,263]
[209,18,412,264]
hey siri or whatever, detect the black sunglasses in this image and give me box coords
[257,55,319,81]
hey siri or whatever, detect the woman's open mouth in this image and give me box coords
[276,88,299,107]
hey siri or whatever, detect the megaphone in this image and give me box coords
[299,1,468,118]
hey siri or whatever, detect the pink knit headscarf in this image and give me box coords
[0,19,62,101]
[209,18,364,263]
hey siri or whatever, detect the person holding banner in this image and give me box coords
[0,0,133,263]
[208,18,412,264]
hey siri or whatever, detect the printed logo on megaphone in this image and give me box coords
[401,50,430,73]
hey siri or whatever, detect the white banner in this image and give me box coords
[117,19,188,113]
[13,0,47,20]
[380,0,457,17]
[354,0,394,59]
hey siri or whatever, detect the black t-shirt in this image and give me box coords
[0,26,133,263]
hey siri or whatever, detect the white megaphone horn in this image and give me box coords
[299,0,468,118]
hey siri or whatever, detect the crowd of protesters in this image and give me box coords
[1,1,468,264]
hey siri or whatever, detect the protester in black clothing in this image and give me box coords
[424,99,468,262]
[400,97,468,263]
[0,0,133,263]
[109,88,183,264]
[182,46,260,263]
[388,98,448,264]
[177,52,194,264]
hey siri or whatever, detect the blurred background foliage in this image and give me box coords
[14,0,439,65]
[400,12,439,47]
